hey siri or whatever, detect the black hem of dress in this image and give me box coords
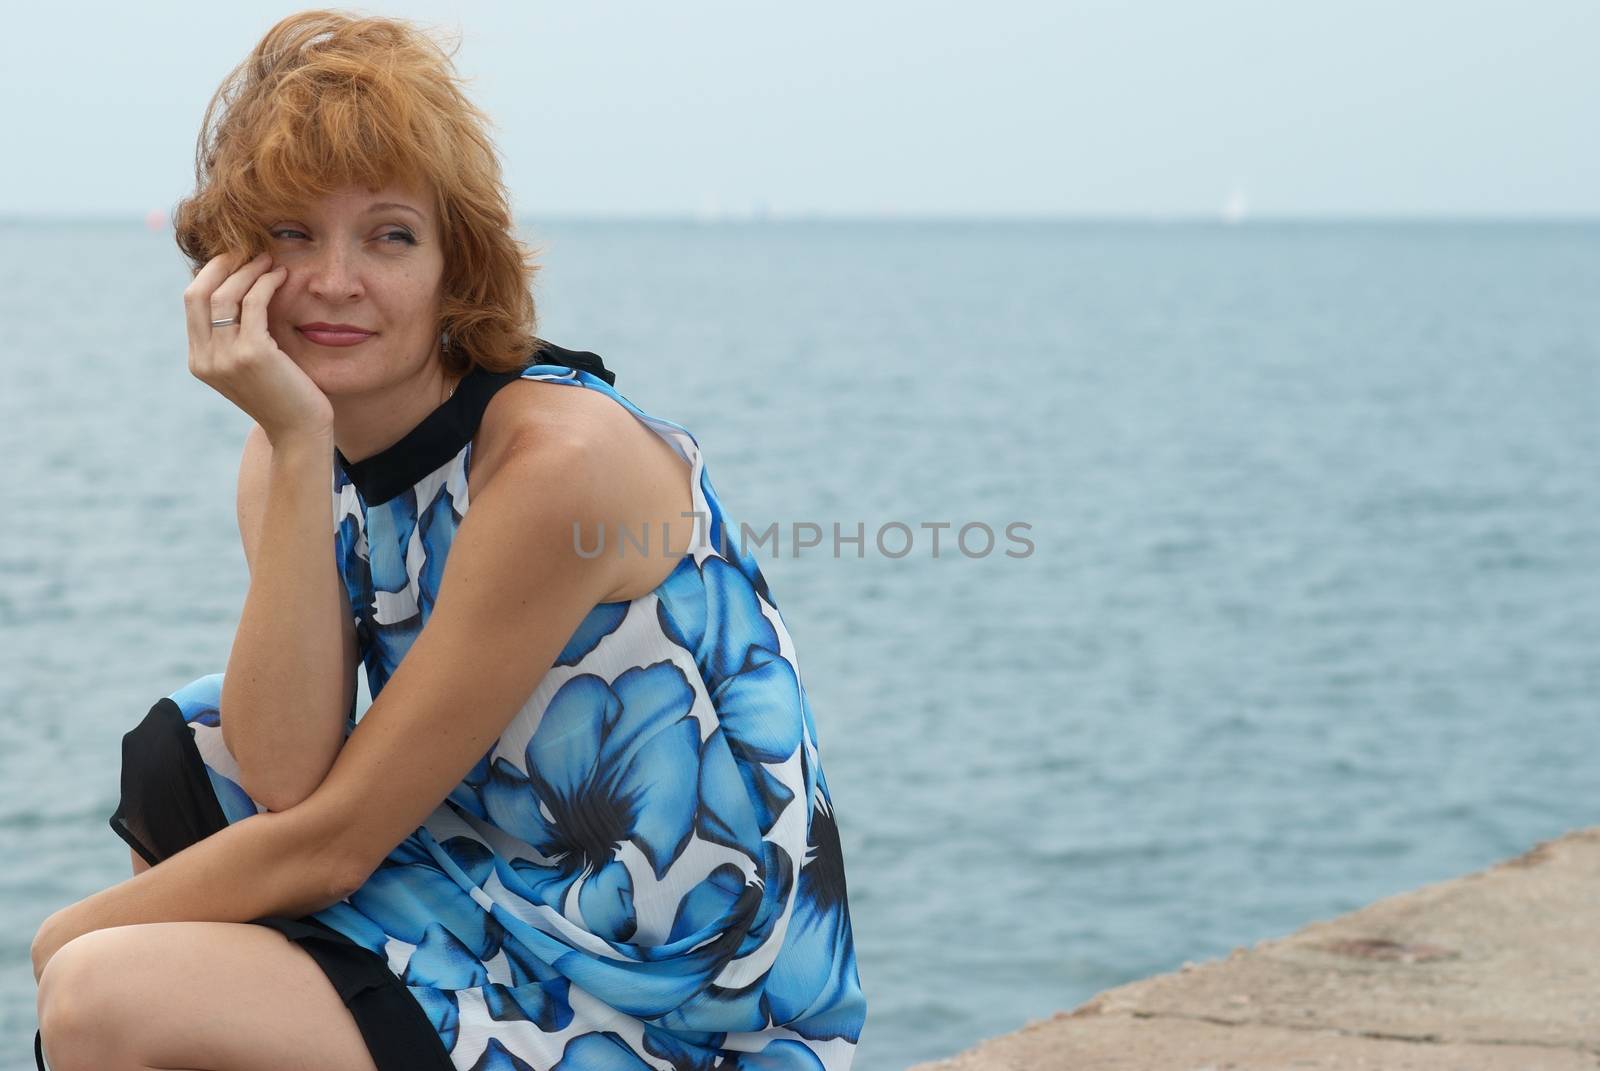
[37,695,453,1071]
[334,337,617,506]
[249,915,455,1071]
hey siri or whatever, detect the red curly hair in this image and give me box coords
[172,9,540,375]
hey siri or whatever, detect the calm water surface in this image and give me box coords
[0,218,1596,1070]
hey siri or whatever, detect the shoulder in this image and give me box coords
[470,371,697,600]
[473,372,663,485]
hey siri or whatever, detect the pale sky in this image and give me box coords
[2,0,1594,219]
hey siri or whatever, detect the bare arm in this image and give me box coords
[220,423,359,812]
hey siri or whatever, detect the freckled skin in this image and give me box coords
[261,179,454,464]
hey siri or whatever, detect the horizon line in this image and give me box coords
[3,210,1598,226]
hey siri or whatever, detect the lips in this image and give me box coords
[297,324,375,346]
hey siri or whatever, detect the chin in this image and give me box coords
[289,349,380,398]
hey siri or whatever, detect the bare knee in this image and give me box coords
[40,922,380,1071]
[37,934,133,1071]
[131,848,150,876]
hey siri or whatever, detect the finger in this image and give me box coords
[207,252,275,327]
[186,251,252,378]
[185,250,255,343]
[190,254,273,382]
[240,265,288,340]
[183,250,253,344]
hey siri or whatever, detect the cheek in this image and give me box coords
[265,282,292,315]
[397,272,446,312]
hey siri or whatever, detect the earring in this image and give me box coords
[440,327,452,352]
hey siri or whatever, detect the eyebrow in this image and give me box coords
[366,202,423,219]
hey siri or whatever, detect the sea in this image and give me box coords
[0,217,1596,1070]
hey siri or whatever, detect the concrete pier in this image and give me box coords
[911,827,1600,1069]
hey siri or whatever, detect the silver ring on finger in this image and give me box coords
[211,315,240,328]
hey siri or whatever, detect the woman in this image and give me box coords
[31,10,865,1071]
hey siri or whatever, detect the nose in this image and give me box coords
[302,243,364,303]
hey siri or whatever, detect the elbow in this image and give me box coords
[326,854,375,903]
[309,854,359,906]
[303,797,377,903]
[275,800,373,906]
[318,833,380,902]
[224,729,330,813]
[238,767,321,815]
[288,846,360,915]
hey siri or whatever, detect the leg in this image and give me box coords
[55,676,379,1070]
[37,921,380,1071]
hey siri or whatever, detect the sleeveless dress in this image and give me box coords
[60,342,867,1071]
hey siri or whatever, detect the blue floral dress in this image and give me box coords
[99,343,866,1071]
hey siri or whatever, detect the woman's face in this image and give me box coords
[263,180,446,396]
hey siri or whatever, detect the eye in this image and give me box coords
[267,227,416,245]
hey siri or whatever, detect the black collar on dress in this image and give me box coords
[334,339,616,506]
